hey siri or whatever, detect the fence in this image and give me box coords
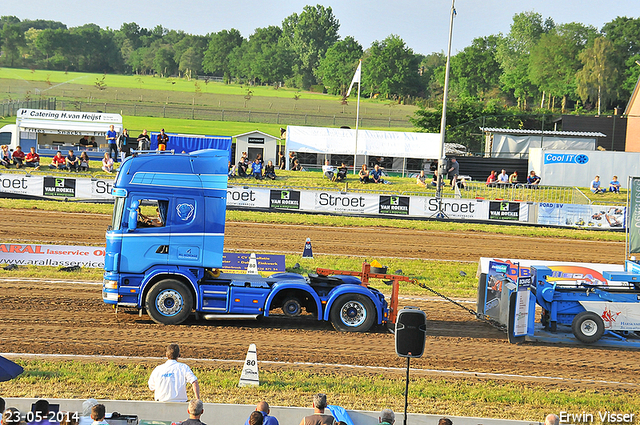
[0,98,56,117]
[57,100,411,128]
[452,181,585,204]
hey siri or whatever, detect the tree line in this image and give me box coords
[1,8,639,115]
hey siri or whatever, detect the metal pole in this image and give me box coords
[403,356,410,425]
[353,61,362,174]
[436,0,456,197]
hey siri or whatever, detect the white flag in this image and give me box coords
[346,61,361,97]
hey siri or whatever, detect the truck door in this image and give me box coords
[168,197,204,267]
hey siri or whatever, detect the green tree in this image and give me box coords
[576,37,619,114]
[601,17,640,101]
[1,22,25,67]
[245,26,294,84]
[202,29,244,78]
[281,4,340,89]
[450,35,501,100]
[153,45,176,76]
[315,36,363,95]
[178,46,203,76]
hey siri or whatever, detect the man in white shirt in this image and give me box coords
[149,343,200,402]
[322,160,335,181]
[497,169,509,184]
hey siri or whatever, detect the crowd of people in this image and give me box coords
[485,169,541,188]
[229,152,278,180]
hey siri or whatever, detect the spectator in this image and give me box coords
[486,170,496,186]
[264,161,276,180]
[438,419,452,425]
[2,408,20,425]
[228,161,237,178]
[89,136,98,147]
[66,150,79,172]
[106,124,118,162]
[251,158,263,180]
[49,151,66,169]
[249,412,263,425]
[447,157,459,188]
[0,399,4,415]
[358,164,370,183]
[335,163,348,182]
[157,129,169,151]
[12,146,25,169]
[497,169,509,184]
[256,153,264,165]
[609,176,621,193]
[416,170,427,187]
[277,151,286,170]
[102,153,114,173]
[544,414,559,425]
[90,405,108,425]
[25,147,41,170]
[298,393,336,425]
[527,171,541,187]
[137,129,151,151]
[1,145,11,168]
[379,409,395,425]
[590,175,604,194]
[237,152,249,177]
[371,164,384,184]
[244,401,278,425]
[289,151,297,169]
[292,159,302,171]
[79,152,90,172]
[118,128,131,160]
[79,135,91,147]
[508,171,519,185]
[322,160,335,181]
[33,399,54,425]
[177,399,206,425]
[79,399,99,425]
[148,343,200,402]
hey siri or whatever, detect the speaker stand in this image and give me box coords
[403,357,410,425]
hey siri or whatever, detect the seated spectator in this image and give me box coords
[508,171,518,184]
[251,159,263,179]
[289,151,297,169]
[1,145,11,168]
[32,399,54,425]
[298,394,335,425]
[497,169,509,184]
[527,171,541,187]
[431,170,438,187]
[278,151,286,170]
[416,170,427,187]
[609,176,621,193]
[79,399,99,425]
[358,164,370,183]
[370,164,384,184]
[237,157,248,177]
[102,152,114,173]
[79,152,90,171]
[486,170,496,186]
[256,153,264,165]
[292,159,302,171]
[2,407,21,425]
[228,161,237,178]
[49,151,66,169]
[249,412,263,425]
[176,399,206,425]
[244,401,278,425]
[0,398,4,416]
[545,414,559,425]
[25,147,41,170]
[335,163,348,182]
[91,405,109,425]
[89,136,98,147]
[438,419,453,425]
[322,160,335,181]
[591,175,604,194]
[12,146,25,169]
[66,150,79,172]
[264,160,276,180]
[79,135,91,148]
[379,409,395,425]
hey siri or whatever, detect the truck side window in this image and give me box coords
[137,199,169,228]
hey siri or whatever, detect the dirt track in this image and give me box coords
[1,209,636,389]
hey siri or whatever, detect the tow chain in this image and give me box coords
[411,279,508,333]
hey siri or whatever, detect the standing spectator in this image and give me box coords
[49,151,66,169]
[244,401,278,425]
[358,164,370,183]
[118,128,131,160]
[379,409,395,425]
[416,170,427,187]
[298,393,336,425]
[137,129,151,151]
[508,171,519,185]
[12,146,25,168]
[25,147,40,170]
[148,343,200,402]
[251,158,263,179]
[264,161,276,180]
[486,170,496,186]
[322,160,335,181]
[176,399,206,425]
[609,176,621,193]
[590,175,604,194]
[527,171,541,187]
[371,164,384,184]
[102,153,114,173]
[66,150,79,172]
[157,129,169,151]
[497,169,509,184]
[277,151,286,170]
[1,145,11,168]
[106,124,118,162]
[447,157,459,188]
[79,152,90,172]
[90,405,109,425]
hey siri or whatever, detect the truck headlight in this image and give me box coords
[103,279,118,289]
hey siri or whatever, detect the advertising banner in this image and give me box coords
[0,243,105,268]
[221,253,285,274]
[43,177,76,197]
[0,174,42,196]
[629,177,640,253]
[410,197,488,220]
[488,201,528,222]
[300,191,379,215]
[378,195,410,216]
[537,203,625,229]
[269,190,301,210]
[226,187,270,208]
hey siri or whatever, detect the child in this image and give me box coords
[91,404,109,425]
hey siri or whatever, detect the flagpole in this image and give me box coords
[352,60,362,174]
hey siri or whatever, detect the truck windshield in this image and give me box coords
[111,197,125,230]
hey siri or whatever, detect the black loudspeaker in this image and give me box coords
[395,307,427,358]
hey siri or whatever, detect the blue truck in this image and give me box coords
[102,149,389,332]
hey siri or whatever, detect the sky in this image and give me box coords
[3,0,639,55]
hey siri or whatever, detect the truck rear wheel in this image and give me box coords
[146,279,193,325]
[330,294,375,332]
[572,311,605,343]
[282,298,302,317]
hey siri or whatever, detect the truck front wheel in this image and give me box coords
[330,294,376,332]
[146,279,193,325]
[572,311,605,343]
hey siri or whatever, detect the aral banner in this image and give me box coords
[629,177,640,253]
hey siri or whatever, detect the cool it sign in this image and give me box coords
[544,153,589,164]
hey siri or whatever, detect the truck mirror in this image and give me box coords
[127,200,140,232]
